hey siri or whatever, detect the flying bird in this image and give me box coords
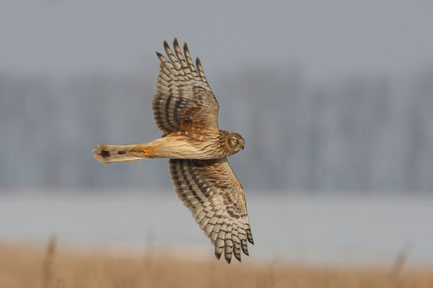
[93,39,253,263]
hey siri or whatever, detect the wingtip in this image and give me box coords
[247,229,254,244]
[215,250,222,260]
[225,255,232,264]
[183,41,189,53]
[163,40,169,49]
[234,253,242,262]
[155,51,166,62]
[248,235,254,245]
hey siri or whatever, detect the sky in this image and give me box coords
[1,0,433,83]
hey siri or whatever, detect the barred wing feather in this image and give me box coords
[169,158,253,263]
[153,39,219,134]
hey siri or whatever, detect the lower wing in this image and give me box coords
[169,158,254,263]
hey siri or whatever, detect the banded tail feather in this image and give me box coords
[93,143,152,164]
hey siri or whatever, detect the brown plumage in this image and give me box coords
[93,39,253,263]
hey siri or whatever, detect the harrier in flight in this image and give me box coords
[93,39,253,263]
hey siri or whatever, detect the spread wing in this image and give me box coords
[153,39,219,135]
[169,158,254,263]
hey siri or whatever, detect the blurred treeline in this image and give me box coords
[1,65,432,193]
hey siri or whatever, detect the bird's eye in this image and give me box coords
[231,139,238,145]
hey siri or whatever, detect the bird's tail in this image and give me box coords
[93,143,154,164]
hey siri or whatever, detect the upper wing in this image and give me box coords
[169,158,254,263]
[153,39,219,134]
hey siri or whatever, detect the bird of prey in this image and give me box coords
[93,39,253,263]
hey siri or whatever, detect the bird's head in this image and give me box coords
[226,132,245,153]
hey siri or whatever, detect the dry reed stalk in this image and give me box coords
[390,241,413,280]
[41,236,57,288]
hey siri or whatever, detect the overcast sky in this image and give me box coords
[1,0,433,82]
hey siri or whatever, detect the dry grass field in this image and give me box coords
[0,239,432,288]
